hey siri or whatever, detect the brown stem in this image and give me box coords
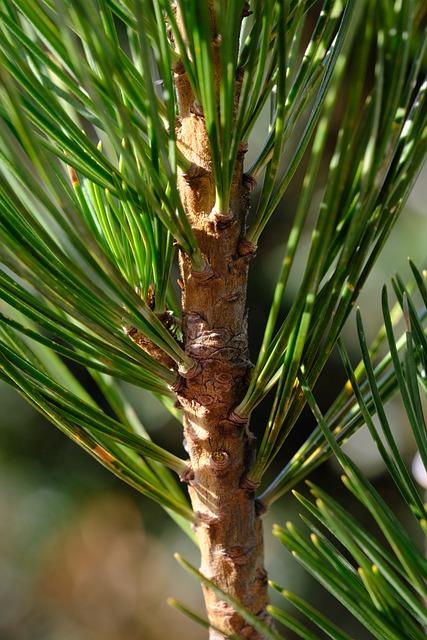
[171,10,271,636]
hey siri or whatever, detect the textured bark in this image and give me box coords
[172,10,270,638]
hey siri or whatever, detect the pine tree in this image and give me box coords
[0,1,425,638]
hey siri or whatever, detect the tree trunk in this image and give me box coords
[173,9,271,637]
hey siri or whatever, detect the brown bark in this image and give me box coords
[171,9,271,638]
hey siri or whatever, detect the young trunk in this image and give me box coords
[176,114,270,640]
[172,9,271,638]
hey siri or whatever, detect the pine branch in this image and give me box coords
[266,278,427,639]
[0,2,425,638]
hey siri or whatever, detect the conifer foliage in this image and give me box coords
[0,1,425,638]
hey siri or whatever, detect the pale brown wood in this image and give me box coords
[170,6,272,638]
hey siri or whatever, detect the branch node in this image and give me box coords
[194,511,219,529]
[178,360,202,379]
[228,409,249,426]
[237,239,257,259]
[255,498,267,517]
[210,210,236,230]
[243,173,257,192]
[179,465,194,484]
[170,375,185,394]
[190,100,204,117]
[238,141,249,158]
[190,260,214,283]
[240,475,260,493]
[182,162,208,183]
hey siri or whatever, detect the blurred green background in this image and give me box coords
[1,160,425,639]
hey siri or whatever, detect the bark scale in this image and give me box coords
[172,11,271,638]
